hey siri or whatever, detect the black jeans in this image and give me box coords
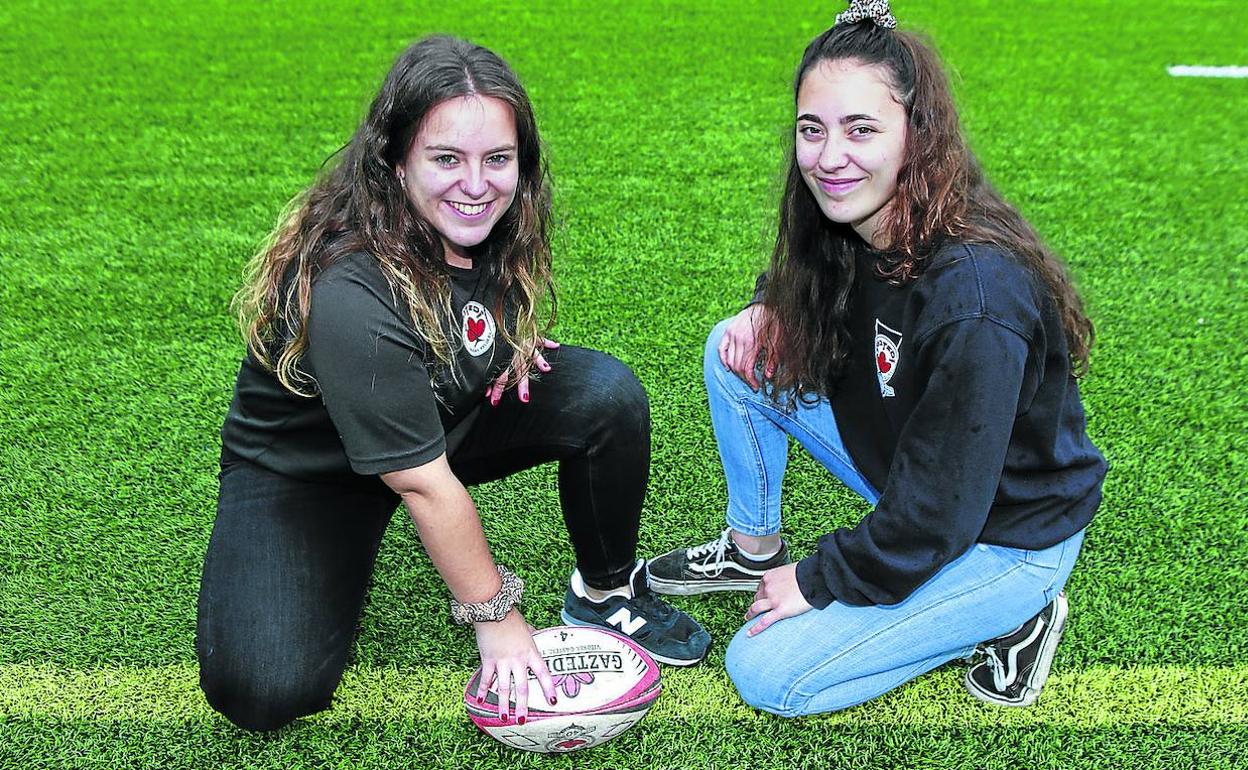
[197,346,649,731]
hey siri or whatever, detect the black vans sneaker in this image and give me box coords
[965,592,1069,707]
[561,561,711,667]
[646,528,789,595]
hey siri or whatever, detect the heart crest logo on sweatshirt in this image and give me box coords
[461,301,496,357]
[874,319,902,398]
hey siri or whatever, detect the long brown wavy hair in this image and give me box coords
[235,35,555,395]
[761,21,1093,403]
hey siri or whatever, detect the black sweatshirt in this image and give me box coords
[759,243,1105,608]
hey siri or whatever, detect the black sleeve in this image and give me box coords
[749,271,768,307]
[305,270,446,476]
[795,317,1031,608]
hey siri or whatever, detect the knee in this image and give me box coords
[199,655,335,732]
[724,628,802,718]
[703,318,757,400]
[703,318,733,377]
[573,351,650,439]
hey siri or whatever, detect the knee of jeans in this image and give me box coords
[576,352,650,441]
[724,630,803,718]
[703,318,749,393]
[199,655,335,732]
[703,319,732,369]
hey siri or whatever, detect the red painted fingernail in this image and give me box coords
[520,393,529,403]
[549,696,557,706]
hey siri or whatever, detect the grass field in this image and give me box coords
[2,0,1246,767]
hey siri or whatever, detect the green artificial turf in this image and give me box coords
[2,0,1246,767]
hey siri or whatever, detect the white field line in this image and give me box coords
[2,663,1246,726]
[1167,65,1248,78]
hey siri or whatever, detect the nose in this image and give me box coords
[459,163,488,199]
[817,135,850,173]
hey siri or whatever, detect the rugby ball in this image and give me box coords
[464,625,661,753]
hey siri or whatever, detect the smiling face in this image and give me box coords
[398,95,519,267]
[795,58,908,248]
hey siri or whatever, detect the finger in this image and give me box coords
[474,663,495,706]
[748,612,775,637]
[489,371,509,406]
[731,344,758,390]
[517,374,530,404]
[719,336,732,369]
[745,597,769,621]
[513,664,530,723]
[541,338,560,350]
[497,670,512,722]
[531,655,558,709]
[534,353,551,373]
[739,346,760,391]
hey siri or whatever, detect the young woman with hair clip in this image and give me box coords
[198,35,708,732]
[648,0,1105,715]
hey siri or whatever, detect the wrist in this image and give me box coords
[450,565,524,625]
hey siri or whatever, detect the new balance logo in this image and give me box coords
[605,607,647,635]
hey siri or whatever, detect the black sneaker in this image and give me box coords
[561,560,711,667]
[646,528,789,595]
[965,592,1069,707]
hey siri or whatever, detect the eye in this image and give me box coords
[849,125,878,137]
[485,153,512,166]
[797,124,824,139]
[434,154,458,167]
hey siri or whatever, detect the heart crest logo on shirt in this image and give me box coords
[461,301,496,357]
[874,319,902,398]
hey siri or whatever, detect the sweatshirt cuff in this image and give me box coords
[795,554,835,610]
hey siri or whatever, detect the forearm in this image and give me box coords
[402,486,502,603]
[384,458,502,604]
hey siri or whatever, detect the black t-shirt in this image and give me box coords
[756,243,1105,609]
[221,252,512,480]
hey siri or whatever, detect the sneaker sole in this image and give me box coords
[964,594,1069,708]
[558,610,706,667]
[645,574,761,596]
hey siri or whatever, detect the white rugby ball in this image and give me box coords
[464,625,661,753]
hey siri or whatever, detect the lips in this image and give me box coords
[817,176,864,196]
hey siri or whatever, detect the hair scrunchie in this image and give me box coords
[835,0,898,29]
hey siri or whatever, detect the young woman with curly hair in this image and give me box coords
[198,35,708,733]
[648,1,1104,715]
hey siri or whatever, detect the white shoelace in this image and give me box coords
[685,528,734,577]
[984,647,1010,690]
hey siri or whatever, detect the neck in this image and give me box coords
[853,199,895,249]
[442,239,474,270]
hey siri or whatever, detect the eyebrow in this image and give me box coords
[424,144,517,154]
[795,113,879,125]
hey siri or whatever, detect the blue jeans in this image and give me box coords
[704,319,1085,716]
